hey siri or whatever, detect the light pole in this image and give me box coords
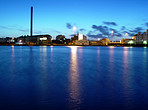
[125,33,128,39]
[111,31,114,42]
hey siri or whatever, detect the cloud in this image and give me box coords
[79,28,86,32]
[122,27,144,37]
[69,34,75,37]
[115,33,122,37]
[110,28,122,37]
[121,26,126,30]
[87,34,104,38]
[88,24,124,39]
[18,29,29,32]
[103,21,117,26]
[0,25,12,30]
[92,25,110,35]
[145,22,148,27]
[0,25,29,33]
[66,23,73,29]
[87,31,107,38]
[129,27,143,33]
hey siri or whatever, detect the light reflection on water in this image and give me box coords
[0,46,148,110]
[68,46,81,109]
[122,47,133,107]
[109,47,114,73]
[39,46,48,98]
[143,47,147,87]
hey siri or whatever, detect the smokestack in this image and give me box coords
[30,6,33,37]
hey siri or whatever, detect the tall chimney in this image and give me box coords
[31,6,33,37]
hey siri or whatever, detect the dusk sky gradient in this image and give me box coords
[0,0,148,40]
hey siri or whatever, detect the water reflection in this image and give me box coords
[11,46,15,65]
[123,47,130,90]
[122,47,133,107]
[50,46,53,62]
[39,46,48,100]
[10,46,15,83]
[97,47,100,69]
[109,47,114,73]
[68,46,81,109]
[142,47,147,86]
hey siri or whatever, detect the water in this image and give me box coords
[0,46,148,110]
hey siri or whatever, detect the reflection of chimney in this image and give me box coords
[30,6,33,37]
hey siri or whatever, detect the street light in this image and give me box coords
[111,31,114,42]
[73,26,77,32]
[98,38,101,41]
[125,33,128,39]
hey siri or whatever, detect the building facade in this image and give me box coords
[16,35,52,45]
[135,30,148,44]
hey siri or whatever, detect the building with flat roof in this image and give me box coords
[135,29,148,44]
[16,35,52,45]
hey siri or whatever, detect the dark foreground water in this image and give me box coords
[0,46,148,110]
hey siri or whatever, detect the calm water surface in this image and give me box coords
[0,46,148,110]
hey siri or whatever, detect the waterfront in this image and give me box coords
[0,46,148,110]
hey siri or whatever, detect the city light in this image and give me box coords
[40,37,47,41]
[143,41,147,45]
[124,47,129,48]
[78,34,83,40]
[98,38,101,41]
[128,40,134,44]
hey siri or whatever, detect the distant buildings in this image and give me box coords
[71,34,89,45]
[0,29,148,46]
[52,35,70,45]
[56,35,65,41]
[16,35,52,45]
[90,38,110,46]
[135,30,148,44]
[0,37,16,44]
[120,39,135,44]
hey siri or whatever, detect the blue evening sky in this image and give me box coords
[0,0,148,40]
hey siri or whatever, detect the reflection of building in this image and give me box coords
[71,34,89,45]
[135,29,148,44]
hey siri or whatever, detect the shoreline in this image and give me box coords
[0,44,147,47]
